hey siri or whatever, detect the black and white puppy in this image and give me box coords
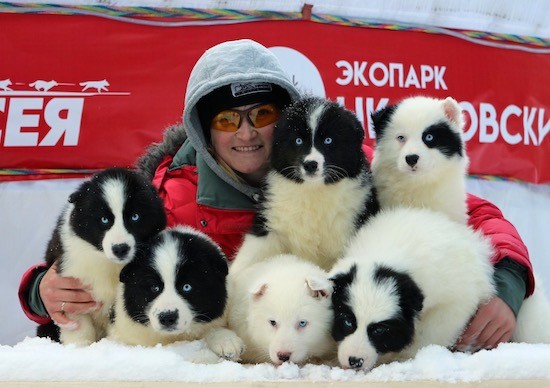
[371,96,468,223]
[230,96,379,275]
[109,226,244,361]
[370,96,550,344]
[39,167,167,345]
[330,207,495,371]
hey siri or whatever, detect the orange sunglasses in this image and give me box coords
[210,103,281,132]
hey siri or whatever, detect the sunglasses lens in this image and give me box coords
[249,104,280,128]
[210,103,281,132]
[211,111,241,132]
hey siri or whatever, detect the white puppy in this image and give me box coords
[227,254,336,365]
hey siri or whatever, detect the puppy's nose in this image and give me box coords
[303,160,318,174]
[277,351,291,362]
[349,356,364,369]
[158,310,179,328]
[112,243,130,259]
[405,154,419,167]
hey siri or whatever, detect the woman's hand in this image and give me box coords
[455,296,515,351]
[38,262,100,329]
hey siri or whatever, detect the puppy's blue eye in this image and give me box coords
[298,320,308,328]
[295,137,303,146]
[343,319,353,328]
[151,285,160,293]
[269,320,277,327]
[182,284,192,293]
[324,137,332,145]
[131,213,140,222]
[101,216,109,224]
[371,325,389,336]
[397,135,406,142]
[424,133,434,142]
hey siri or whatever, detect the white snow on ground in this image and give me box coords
[1,337,549,382]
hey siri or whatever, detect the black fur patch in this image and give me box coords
[330,264,358,342]
[371,105,397,143]
[367,266,424,354]
[248,195,270,237]
[119,229,229,326]
[422,122,463,157]
[354,177,380,228]
[36,321,60,342]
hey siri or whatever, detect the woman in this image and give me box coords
[19,39,533,352]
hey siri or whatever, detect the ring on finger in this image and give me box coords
[61,301,66,312]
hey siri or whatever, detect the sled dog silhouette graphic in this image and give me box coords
[80,79,110,93]
[30,80,74,92]
[0,79,13,91]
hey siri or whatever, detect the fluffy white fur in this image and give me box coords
[227,254,336,365]
[331,207,495,370]
[231,174,369,274]
[371,96,469,224]
[513,276,550,344]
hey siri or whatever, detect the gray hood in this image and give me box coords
[183,39,300,199]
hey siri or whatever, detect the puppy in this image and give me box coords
[371,96,550,344]
[513,276,550,344]
[371,96,468,223]
[227,254,335,365]
[109,225,244,361]
[39,167,166,345]
[230,96,379,275]
[330,207,495,371]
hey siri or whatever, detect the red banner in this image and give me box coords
[1,13,549,182]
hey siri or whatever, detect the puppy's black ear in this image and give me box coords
[371,104,396,142]
[403,276,424,316]
[119,261,137,283]
[329,264,357,289]
[374,265,424,319]
[213,252,229,277]
[68,180,92,203]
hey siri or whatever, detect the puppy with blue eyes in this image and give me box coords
[226,254,336,365]
[37,167,166,345]
[108,226,244,362]
[370,96,468,224]
[230,96,379,276]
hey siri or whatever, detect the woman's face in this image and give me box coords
[210,103,277,185]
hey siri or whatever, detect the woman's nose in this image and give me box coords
[236,121,257,140]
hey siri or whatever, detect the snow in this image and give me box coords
[1,337,549,382]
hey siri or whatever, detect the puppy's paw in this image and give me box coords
[205,328,245,361]
[187,348,223,364]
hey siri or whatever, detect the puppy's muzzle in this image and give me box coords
[158,310,179,330]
